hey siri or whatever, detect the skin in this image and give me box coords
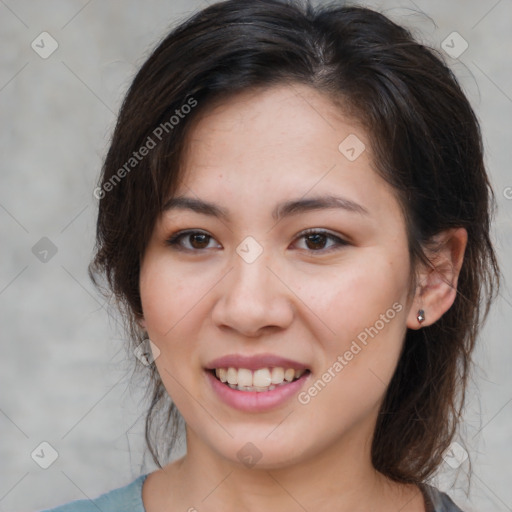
[138,84,467,512]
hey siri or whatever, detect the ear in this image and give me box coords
[406,227,467,329]
[136,315,147,330]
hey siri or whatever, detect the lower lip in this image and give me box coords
[206,371,310,412]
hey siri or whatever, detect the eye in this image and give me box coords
[165,228,349,253]
[165,230,221,251]
[293,229,349,253]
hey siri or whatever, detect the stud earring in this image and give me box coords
[417,309,425,324]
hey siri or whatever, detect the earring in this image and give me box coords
[417,309,425,324]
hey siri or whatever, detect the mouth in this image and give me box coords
[208,367,310,392]
[204,354,311,411]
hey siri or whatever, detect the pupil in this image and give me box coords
[191,233,209,248]
[306,233,325,250]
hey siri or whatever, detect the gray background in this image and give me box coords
[1,1,511,511]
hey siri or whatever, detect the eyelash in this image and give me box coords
[165,228,349,254]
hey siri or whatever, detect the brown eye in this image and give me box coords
[304,232,328,250]
[294,229,349,253]
[187,233,210,249]
[165,230,220,251]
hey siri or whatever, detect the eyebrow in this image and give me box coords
[162,194,369,221]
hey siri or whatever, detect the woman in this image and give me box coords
[42,0,500,510]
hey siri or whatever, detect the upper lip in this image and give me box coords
[205,353,309,371]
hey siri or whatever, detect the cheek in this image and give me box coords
[301,251,409,383]
[139,257,214,386]
[298,252,408,333]
[139,261,204,408]
[291,270,408,439]
[139,258,198,338]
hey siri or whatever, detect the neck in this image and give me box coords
[156,423,424,512]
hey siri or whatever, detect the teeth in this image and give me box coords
[237,368,253,387]
[284,368,295,382]
[271,367,284,384]
[214,367,306,391]
[227,367,238,385]
[253,368,272,387]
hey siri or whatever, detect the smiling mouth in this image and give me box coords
[209,367,310,392]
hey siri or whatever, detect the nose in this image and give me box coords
[211,248,294,338]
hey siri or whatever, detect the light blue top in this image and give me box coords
[39,473,464,512]
[39,473,149,512]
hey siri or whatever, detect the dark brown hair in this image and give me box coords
[89,0,500,484]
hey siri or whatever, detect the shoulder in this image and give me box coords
[420,483,466,512]
[38,474,149,512]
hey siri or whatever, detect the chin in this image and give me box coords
[202,430,312,471]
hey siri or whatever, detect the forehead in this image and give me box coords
[182,84,366,169]
[175,84,400,223]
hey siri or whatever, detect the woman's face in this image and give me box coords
[139,84,416,469]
